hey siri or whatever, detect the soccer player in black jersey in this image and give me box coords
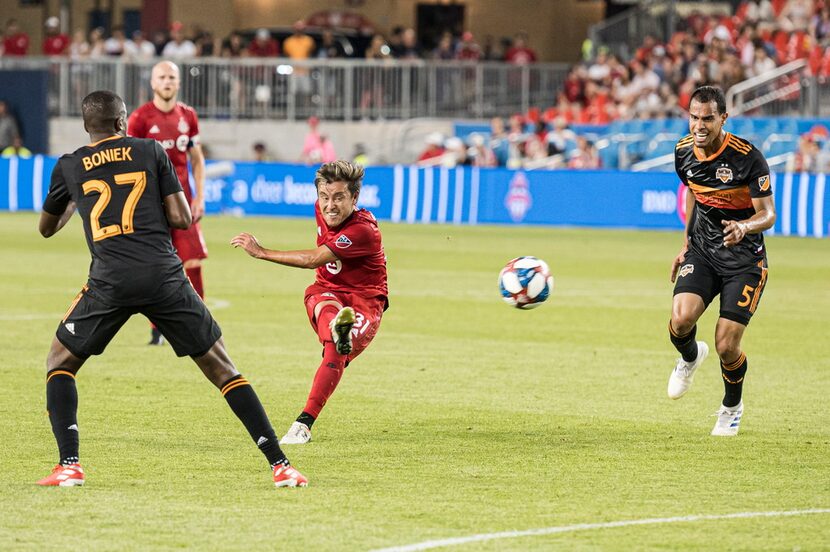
[36,91,307,487]
[667,86,776,436]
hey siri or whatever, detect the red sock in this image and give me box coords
[303,342,347,418]
[315,304,340,341]
[186,266,204,299]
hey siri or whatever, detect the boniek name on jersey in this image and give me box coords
[82,147,133,171]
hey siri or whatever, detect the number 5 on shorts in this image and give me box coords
[737,284,755,307]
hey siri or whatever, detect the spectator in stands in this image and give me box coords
[360,34,392,117]
[163,21,197,58]
[1,136,31,158]
[104,26,133,57]
[129,31,157,61]
[151,30,168,56]
[300,116,336,164]
[221,32,246,57]
[480,34,501,61]
[811,7,830,45]
[468,133,496,167]
[780,0,813,32]
[283,21,316,102]
[395,28,421,59]
[252,141,271,162]
[352,143,370,166]
[248,28,279,57]
[789,131,822,172]
[563,66,585,104]
[567,136,601,169]
[432,32,455,60]
[195,29,219,56]
[317,29,345,59]
[442,137,469,167]
[504,31,537,64]
[0,101,20,151]
[3,19,29,56]
[455,31,481,60]
[752,41,777,76]
[68,29,90,59]
[546,117,577,156]
[740,0,776,26]
[489,117,510,166]
[43,17,70,56]
[88,27,107,58]
[417,132,445,165]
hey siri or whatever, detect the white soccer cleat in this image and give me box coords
[329,306,355,355]
[281,421,312,445]
[711,401,743,437]
[667,341,709,399]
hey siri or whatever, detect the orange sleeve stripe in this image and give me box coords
[729,135,752,149]
[722,352,747,371]
[47,370,76,382]
[221,379,250,395]
[728,137,751,152]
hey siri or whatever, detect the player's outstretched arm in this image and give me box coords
[39,201,76,238]
[231,232,338,269]
[163,191,192,229]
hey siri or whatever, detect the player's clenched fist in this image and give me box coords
[231,232,264,258]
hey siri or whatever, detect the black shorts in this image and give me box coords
[56,281,222,359]
[673,250,768,326]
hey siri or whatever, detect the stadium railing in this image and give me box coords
[726,59,817,117]
[0,57,569,121]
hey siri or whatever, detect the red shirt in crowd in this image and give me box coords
[3,32,30,56]
[127,102,201,201]
[43,33,70,56]
[248,38,280,57]
[505,46,537,64]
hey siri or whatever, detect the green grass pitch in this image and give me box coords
[1,212,828,550]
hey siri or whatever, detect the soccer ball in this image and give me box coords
[498,256,554,309]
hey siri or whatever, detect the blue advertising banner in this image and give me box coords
[1,157,827,238]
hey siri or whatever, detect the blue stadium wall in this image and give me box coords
[1,157,827,238]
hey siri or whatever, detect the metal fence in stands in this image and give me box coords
[0,57,569,121]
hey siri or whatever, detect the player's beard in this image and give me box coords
[154,89,177,103]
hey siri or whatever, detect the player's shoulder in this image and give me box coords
[675,134,694,150]
[130,102,156,116]
[725,132,758,156]
[177,102,199,116]
[354,208,379,227]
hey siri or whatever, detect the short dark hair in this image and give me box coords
[314,160,364,197]
[690,86,726,114]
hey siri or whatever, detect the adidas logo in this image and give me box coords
[64,322,75,335]
[334,234,352,249]
[67,424,79,431]
[149,124,160,134]
[256,436,268,446]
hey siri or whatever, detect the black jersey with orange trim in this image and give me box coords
[675,131,772,275]
[43,135,188,306]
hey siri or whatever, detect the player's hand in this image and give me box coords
[191,199,205,223]
[230,232,264,259]
[721,220,747,248]
[670,246,687,283]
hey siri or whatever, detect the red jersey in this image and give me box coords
[314,202,388,301]
[43,34,70,55]
[3,32,30,56]
[127,102,200,200]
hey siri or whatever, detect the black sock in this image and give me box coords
[721,352,747,408]
[46,368,80,466]
[220,375,287,467]
[296,411,316,429]
[669,322,698,362]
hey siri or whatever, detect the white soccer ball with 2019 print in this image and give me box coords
[498,256,554,309]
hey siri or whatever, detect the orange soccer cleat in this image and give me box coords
[273,463,308,488]
[37,463,85,487]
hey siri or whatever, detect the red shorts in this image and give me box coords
[171,222,208,262]
[304,283,385,361]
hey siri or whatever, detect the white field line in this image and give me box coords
[0,299,230,322]
[371,509,830,552]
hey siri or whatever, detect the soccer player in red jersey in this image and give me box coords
[231,161,388,444]
[128,61,208,345]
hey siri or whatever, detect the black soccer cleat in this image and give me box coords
[329,307,355,355]
[148,327,166,346]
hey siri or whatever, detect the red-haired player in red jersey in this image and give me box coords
[128,61,208,345]
[231,160,388,444]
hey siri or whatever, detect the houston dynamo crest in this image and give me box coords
[504,172,532,222]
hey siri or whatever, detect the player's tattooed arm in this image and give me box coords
[721,194,776,248]
[231,233,338,269]
[39,201,76,238]
[670,188,696,282]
